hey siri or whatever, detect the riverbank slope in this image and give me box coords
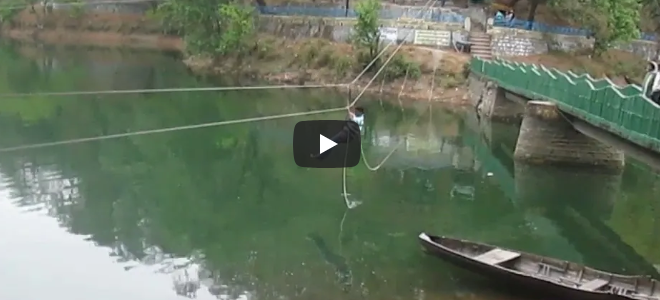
[1,7,471,105]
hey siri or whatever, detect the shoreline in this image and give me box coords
[0,9,471,108]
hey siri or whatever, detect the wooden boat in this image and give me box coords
[419,233,660,300]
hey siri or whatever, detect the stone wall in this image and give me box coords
[258,16,467,47]
[379,4,464,21]
[52,0,156,14]
[488,26,658,60]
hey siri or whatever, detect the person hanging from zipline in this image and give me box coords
[643,61,660,105]
[311,106,365,160]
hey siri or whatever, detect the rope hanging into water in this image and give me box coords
[341,107,431,210]
[341,30,444,208]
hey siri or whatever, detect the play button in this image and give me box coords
[319,134,337,155]
[292,120,361,168]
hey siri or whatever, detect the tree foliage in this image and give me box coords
[153,0,255,56]
[549,0,640,56]
[352,0,381,69]
[524,0,547,24]
[641,0,660,33]
[216,4,255,55]
[640,0,660,58]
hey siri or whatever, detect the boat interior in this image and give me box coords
[431,235,660,300]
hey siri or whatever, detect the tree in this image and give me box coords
[216,4,255,56]
[641,0,660,59]
[352,0,381,69]
[153,0,255,58]
[549,0,640,57]
[525,0,547,25]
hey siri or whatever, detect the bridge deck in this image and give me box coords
[470,57,660,154]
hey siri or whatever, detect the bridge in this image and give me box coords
[468,56,660,169]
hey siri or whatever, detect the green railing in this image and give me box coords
[470,57,660,153]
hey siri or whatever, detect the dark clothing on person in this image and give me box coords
[651,91,660,105]
[313,114,362,160]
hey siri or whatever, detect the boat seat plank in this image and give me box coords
[473,248,521,265]
[611,286,631,295]
[579,279,609,291]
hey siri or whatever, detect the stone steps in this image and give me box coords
[469,32,492,60]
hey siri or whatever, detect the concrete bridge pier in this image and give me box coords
[468,75,524,122]
[478,118,520,152]
[514,101,625,170]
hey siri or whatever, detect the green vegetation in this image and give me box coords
[0,0,23,23]
[499,0,648,79]
[147,0,421,82]
[382,53,421,81]
[62,0,85,18]
[548,0,640,56]
[352,0,381,69]
[640,0,660,60]
[523,49,647,83]
[152,0,255,58]
[296,39,356,78]
[350,0,420,81]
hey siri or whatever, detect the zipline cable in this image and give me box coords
[0,84,348,98]
[0,0,440,154]
[0,0,438,155]
[0,0,437,98]
[0,107,346,152]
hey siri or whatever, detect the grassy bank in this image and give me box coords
[0,6,472,105]
[507,49,647,85]
[184,36,471,103]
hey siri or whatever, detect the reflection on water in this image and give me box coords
[0,42,659,300]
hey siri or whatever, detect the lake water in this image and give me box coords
[0,41,658,300]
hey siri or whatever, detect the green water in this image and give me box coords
[0,41,659,300]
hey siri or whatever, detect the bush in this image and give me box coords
[0,0,22,24]
[332,55,354,78]
[382,54,421,81]
[356,49,376,71]
[462,61,470,79]
[314,48,334,68]
[436,74,464,89]
[68,0,85,18]
[299,39,330,67]
[250,36,280,60]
